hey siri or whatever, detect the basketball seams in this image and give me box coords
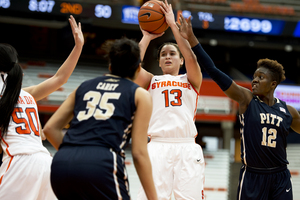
[151,20,167,33]
[138,8,163,17]
[138,17,164,23]
[152,1,163,7]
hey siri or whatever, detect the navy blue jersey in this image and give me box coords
[239,96,293,168]
[61,75,139,155]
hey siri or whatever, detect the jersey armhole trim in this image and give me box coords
[188,80,200,95]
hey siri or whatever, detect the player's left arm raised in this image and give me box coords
[287,105,300,134]
[23,15,84,101]
[161,0,202,92]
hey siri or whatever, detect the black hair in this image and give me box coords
[257,58,286,86]
[109,37,140,79]
[156,42,183,61]
[0,44,23,137]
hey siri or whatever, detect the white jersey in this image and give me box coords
[1,89,49,161]
[147,74,199,138]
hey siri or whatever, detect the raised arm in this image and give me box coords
[177,14,252,112]
[131,87,157,200]
[134,29,163,89]
[161,1,202,92]
[43,89,76,150]
[23,15,84,101]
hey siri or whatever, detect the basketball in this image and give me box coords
[138,0,169,34]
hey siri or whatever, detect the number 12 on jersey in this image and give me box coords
[261,127,277,148]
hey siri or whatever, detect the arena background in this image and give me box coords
[1,0,300,199]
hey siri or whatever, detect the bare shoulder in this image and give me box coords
[22,86,34,95]
[134,68,154,90]
[287,104,300,118]
[135,87,151,100]
[287,104,300,133]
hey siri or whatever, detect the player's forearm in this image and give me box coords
[170,22,194,58]
[139,35,151,61]
[53,45,82,85]
[192,43,232,91]
[188,33,199,48]
[133,153,157,200]
[43,127,64,150]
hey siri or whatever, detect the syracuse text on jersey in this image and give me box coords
[151,80,192,90]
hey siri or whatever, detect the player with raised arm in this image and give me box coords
[0,15,83,200]
[135,1,205,199]
[177,13,300,200]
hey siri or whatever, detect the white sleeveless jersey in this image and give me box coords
[1,89,49,161]
[147,74,199,138]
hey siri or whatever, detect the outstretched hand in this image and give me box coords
[160,0,175,27]
[69,15,84,47]
[140,25,164,40]
[176,14,193,40]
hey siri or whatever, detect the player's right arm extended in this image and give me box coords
[131,88,157,200]
[43,89,76,150]
[134,34,153,89]
[135,29,163,89]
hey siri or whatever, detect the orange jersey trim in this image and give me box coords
[0,156,13,185]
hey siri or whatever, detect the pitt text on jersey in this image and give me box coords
[260,113,283,127]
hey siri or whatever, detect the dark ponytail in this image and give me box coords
[0,44,23,137]
[109,37,140,79]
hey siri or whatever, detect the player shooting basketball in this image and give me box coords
[135,0,205,199]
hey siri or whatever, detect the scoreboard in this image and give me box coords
[0,0,117,19]
[1,0,300,38]
[180,10,297,37]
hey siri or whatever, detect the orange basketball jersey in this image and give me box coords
[147,74,199,138]
[1,90,49,161]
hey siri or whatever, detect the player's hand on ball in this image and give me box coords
[160,0,175,27]
[140,26,165,40]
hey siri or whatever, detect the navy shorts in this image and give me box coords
[237,165,293,200]
[51,145,130,200]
